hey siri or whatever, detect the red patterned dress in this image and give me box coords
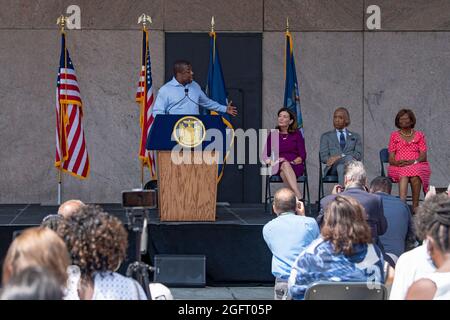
[387,130,431,193]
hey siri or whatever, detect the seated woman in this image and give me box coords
[287,195,384,300]
[388,109,431,210]
[263,107,306,200]
[57,205,147,300]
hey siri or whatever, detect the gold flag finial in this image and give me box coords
[211,16,215,33]
[138,14,152,29]
[57,15,67,32]
[286,17,290,32]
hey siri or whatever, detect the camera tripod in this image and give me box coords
[125,208,155,300]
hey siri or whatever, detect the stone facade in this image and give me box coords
[0,0,448,203]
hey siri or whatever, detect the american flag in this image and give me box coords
[136,29,156,179]
[55,33,90,179]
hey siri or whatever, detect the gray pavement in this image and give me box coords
[169,287,274,300]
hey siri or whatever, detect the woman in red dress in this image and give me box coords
[388,109,431,210]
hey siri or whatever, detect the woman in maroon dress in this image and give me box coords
[263,108,306,200]
[388,109,431,210]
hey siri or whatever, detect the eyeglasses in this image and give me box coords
[42,214,62,223]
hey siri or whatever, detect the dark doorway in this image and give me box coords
[165,33,262,203]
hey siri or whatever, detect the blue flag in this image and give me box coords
[206,31,234,182]
[284,31,305,140]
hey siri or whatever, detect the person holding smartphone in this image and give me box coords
[317,161,388,263]
[262,188,319,300]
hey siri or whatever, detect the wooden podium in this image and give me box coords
[146,115,226,222]
[157,151,218,221]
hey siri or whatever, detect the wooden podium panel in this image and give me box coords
[157,151,218,221]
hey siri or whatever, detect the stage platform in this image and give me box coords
[0,203,318,286]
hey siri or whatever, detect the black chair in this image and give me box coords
[304,281,388,300]
[264,164,310,214]
[380,148,414,201]
[379,148,390,178]
[318,154,339,201]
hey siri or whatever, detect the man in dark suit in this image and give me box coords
[370,176,416,260]
[317,161,388,249]
[319,107,363,186]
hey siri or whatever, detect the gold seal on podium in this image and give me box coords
[172,116,206,148]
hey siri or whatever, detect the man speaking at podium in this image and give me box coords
[152,60,238,116]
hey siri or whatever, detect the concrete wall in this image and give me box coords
[0,0,448,204]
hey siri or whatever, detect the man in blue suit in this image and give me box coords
[317,161,388,249]
[370,176,416,260]
[319,107,363,186]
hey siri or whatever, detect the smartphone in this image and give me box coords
[122,190,157,208]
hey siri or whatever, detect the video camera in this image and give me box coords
[121,189,157,300]
[122,189,157,209]
[121,189,156,248]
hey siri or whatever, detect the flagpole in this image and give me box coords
[56,15,67,205]
[138,14,152,189]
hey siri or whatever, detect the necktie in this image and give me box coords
[339,130,346,151]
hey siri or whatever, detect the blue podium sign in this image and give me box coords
[146,115,227,151]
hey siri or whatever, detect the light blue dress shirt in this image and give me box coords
[335,128,348,142]
[262,213,320,280]
[152,77,227,116]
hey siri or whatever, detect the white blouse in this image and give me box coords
[423,272,450,300]
[64,265,147,300]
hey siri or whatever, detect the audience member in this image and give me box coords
[58,199,85,219]
[317,161,387,251]
[425,184,450,201]
[57,205,147,300]
[2,227,70,289]
[41,214,64,231]
[319,107,362,186]
[288,195,384,300]
[370,176,416,258]
[406,194,450,299]
[263,188,319,300]
[389,196,438,299]
[0,266,63,300]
